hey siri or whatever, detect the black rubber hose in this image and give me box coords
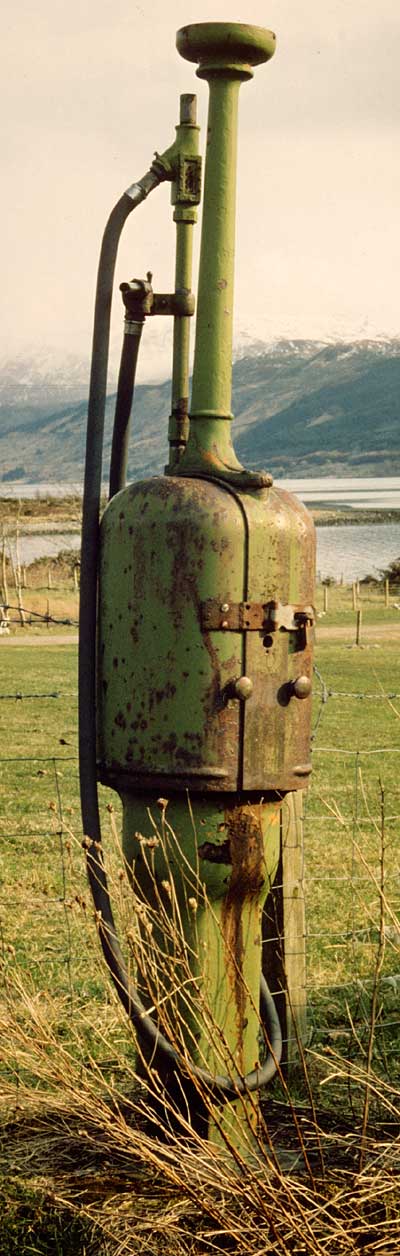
[79,187,154,1022]
[79,188,282,1098]
[109,323,144,499]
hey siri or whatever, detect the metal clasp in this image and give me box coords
[200,598,314,636]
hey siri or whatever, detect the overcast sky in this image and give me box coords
[2,0,400,380]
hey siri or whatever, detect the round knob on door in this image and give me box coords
[231,676,253,701]
[292,674,312,700]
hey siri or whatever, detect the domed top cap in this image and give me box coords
[176,22,276,78]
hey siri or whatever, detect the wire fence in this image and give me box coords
[0,603,79,628]
[0,656,399,1072]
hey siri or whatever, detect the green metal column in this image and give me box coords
[174,23,276,482]
[191,74,240,421]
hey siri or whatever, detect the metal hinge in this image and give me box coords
[200,599,314,633]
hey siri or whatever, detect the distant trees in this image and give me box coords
[361,557,400,586]
[379,557,400,582]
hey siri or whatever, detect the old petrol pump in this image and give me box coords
[79,22,315,1145]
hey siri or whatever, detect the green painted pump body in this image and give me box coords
[93,22,316,1139]
[98,479,315,796]
[97,476,315,1101]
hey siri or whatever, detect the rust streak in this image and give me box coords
[198,839,231,864]
[220,805,265,1065]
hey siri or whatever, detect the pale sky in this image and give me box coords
[2,0,400,381]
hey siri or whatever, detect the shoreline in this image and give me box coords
[313,508,400,527]
[1,498,400,533]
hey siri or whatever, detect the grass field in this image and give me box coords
[0,601,400,1253]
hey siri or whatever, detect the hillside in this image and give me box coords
[1,338,399,483]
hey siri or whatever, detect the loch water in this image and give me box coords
[3,479,400,583]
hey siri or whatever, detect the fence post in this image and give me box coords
[323,584,328,613]
[385,578,389,608]
[356,608,362,645]
[1,532,8,607]
[8,547,26,627]
[352,582,357,611]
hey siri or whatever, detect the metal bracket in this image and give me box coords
[200,599,314,633]
[120,279,195,320]
[151,291,195,317]
[267,601,314,632]
[175,154,202,204]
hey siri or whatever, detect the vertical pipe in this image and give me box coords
[167,95,199,468]
[178,74,244,473]
[191,76,240,421]
[175,23,275,483]
[168,217,193,461]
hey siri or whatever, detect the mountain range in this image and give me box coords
[1,338,399,484]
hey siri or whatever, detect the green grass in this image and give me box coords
[315,577,400,628]
[1,622,400,1252]
[1,635,399,1006]
[0,645,125,1023]
[305,636,400,1072]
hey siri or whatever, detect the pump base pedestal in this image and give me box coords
[121,790,281,1150]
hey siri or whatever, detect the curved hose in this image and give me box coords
[79,186,282,1101]
[79,181,159,1029]
[109,322,144,498]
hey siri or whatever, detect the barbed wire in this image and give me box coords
[0,692,61,700]
[0,754,77,762]
[1,603,78,626]
[312,745,400,756]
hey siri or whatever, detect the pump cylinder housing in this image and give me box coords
[97,475,315,796]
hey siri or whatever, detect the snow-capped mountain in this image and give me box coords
[1,337,400,483]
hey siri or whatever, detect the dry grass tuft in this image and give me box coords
[1,813,400,1254]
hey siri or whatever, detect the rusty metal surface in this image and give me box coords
[240,486,315,791]
[98,476,315,796]
[220,803,266,1065]
[122,792,281,1080]
[98,476,245,792]
[201,598,314,634]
